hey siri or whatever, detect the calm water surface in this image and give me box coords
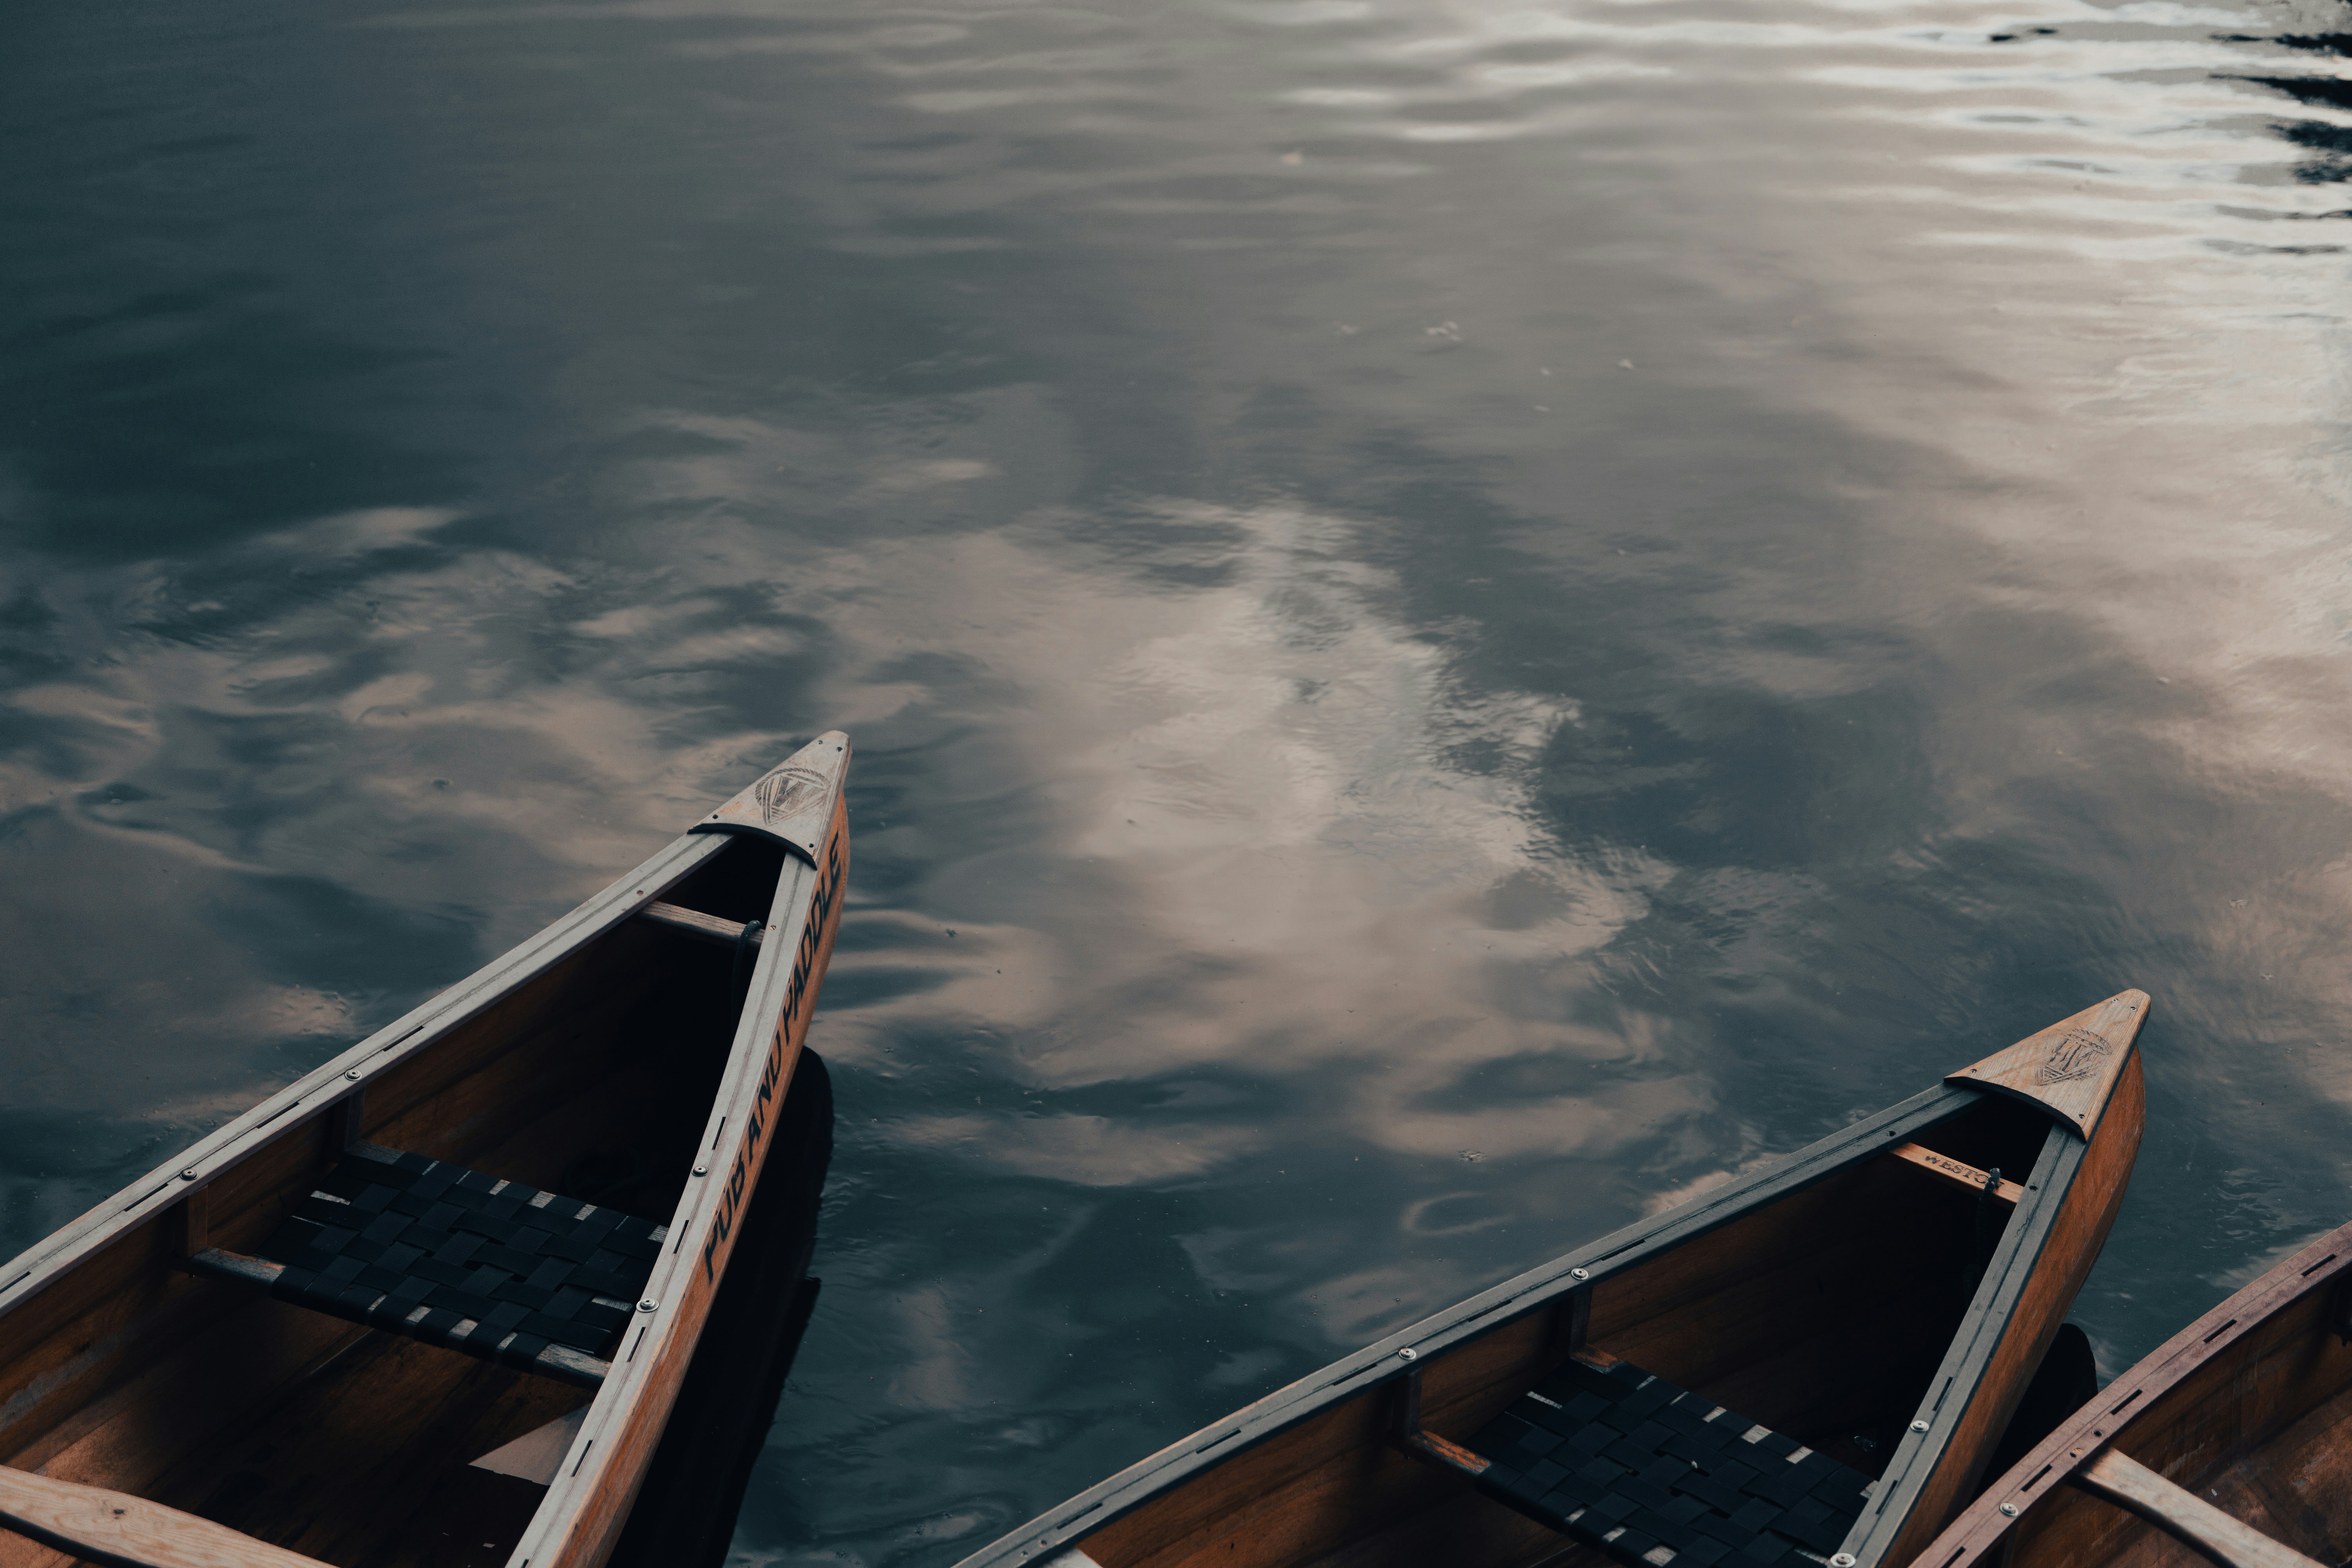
[7,0,2352,1558]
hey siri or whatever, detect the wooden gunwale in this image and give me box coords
[1921,1214,2352,1568]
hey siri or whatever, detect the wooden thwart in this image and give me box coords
[635,901,762,948]
[1886,1143,2025,1203]
[2071,1449,2324,1568]
[0,1463,334,1568]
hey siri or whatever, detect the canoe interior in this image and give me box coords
[1994,1266,2352,1568]
[1073,1093,2074,1568]
[0,831,794,1568]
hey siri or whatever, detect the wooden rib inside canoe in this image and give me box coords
[1923,1199,2352,1568]
[957,990,2149,1568]
[0,733,853,1568]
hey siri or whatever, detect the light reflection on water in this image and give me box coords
[5,0,2352,1559]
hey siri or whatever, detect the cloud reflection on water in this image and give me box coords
[12,0,2352,1557]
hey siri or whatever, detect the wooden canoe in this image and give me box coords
[959,991,2151,1568]
[1918,1204,2352,1568]
[0,732,853,1568]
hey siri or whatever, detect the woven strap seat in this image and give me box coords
[250,1143,664,1374]
[1466,1352,1872,1568]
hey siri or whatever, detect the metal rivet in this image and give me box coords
[1910,1420,1930,1433]
[1998,1503,2019,1517]
[1831,1555,1857,1566]
[1397,1347,1419,1361]
[1571,1267,1590,1280]
[346,1069,361,1080]
[692,1165,708,1176]
[179,1169,198,1181]
[637,1298,659,1312]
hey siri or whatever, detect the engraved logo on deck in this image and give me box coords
[755,766,828,824]
[2038,1027,2111,1085]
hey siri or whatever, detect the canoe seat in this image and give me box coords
[223,1143,663,1380]
[1466,1351,1872,1568]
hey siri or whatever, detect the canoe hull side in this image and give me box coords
[515,781,851,1568]
[1861,1046,2144,1568]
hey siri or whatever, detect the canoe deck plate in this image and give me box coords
[691,730,849,863]
[1466,1351,1873,1568]
[1945,990,2148,1138]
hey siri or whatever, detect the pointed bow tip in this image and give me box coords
[1945,987,2147,1138]
[690,731,853,860]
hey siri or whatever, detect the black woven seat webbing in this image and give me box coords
[255,1148,661,1372]
[1469,1355,1872,1568]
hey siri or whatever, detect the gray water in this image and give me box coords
[6,0,2352,1559]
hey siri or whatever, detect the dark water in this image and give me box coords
[7,0,2352,1558]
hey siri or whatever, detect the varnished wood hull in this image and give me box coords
[961,994,2150,1568]
[1922,1209,2352,1568]
[0,734,853,1568]
[610,1050,833,1568]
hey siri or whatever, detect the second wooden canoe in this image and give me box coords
[1917,1205,2352,1568]
[958,991,2151,1568]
